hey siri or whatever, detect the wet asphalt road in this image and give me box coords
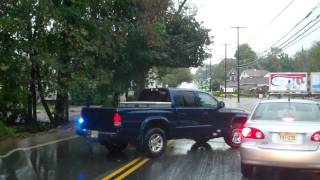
[1,98,320,180]
[1,137,320,180]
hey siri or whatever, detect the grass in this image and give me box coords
[0,122,17,136]
[0,121,54,139]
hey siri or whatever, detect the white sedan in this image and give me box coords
[240,99,320,177]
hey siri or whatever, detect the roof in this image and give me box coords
[242,69,269,77]
[240,77,268,85]
[259,99,319,104]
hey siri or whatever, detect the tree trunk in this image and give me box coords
[36,65,55,125]
[54,73,69,125]
[27,82,33,123]
[134,70,148,97]
[27,64,37,124]
[112,92,120,107]
[31,65,37,122]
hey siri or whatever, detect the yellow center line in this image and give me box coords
[115,158,150,180]
[103,157,141,180]
[103,140,174,180]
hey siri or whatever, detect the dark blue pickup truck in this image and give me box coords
[76,88,248,157]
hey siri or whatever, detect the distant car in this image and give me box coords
[240,99,320,177]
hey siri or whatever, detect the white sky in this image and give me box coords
[190,0,320,67]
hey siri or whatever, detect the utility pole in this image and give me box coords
[231,26,246,103]
[222,44,230,98]
[209,57,212,92]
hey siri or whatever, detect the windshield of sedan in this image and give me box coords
[252,102,320,121]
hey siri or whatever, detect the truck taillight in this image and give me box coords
[311,131,320,142]
[113,113,122,127]
[242,127,265,139]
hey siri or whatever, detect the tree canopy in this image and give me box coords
[0,0,211,125]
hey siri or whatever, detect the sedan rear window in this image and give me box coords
[252,102,320,121]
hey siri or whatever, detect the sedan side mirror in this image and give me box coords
[218,101,225,109]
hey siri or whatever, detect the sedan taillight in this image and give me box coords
[311,131,320,142]
[242,127,265,139]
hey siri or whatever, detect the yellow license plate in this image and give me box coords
[279,133,296,143]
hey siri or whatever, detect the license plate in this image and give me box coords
[90,130,98,138]
[279,133,296,143]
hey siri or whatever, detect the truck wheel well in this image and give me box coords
[231,116,247,128]
[144,120,170,138]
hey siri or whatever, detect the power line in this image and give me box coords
[277,14,320,48]
[270,1,320,48]
[265,0,296,29]
[246,0,296,42]
[283,24,320,50]
[281,18,320,50]
[238,15,320,68]
[238,2,320,68]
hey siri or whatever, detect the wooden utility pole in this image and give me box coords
[231,26,246,103]
[222,44,230,98]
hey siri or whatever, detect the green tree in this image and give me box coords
[235,43,257,68]
[158,68,193,87]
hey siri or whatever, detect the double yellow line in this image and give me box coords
[103,157,150,180]
[102,140,174,180]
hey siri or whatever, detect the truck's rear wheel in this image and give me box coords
[142,128,167,158]
[224,124,242,148]
[103,142,128,152]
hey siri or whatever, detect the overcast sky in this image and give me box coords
[189,0,320,66]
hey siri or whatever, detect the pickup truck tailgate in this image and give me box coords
[81,107,117,132]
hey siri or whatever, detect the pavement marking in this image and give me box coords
[102,157,141,180]
[102,140,174,179]
[115,158,150,180]
[0,135,79,159]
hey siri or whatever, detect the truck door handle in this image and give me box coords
[179,112,187,116]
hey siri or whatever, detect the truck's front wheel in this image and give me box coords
[224,124,242,148]
[103,142,128,152]
[142,128,167,158]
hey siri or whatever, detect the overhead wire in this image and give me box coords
[246,0,297,43]
[281,20,320,50]
[237,1,320,68]
[283,25,320,50]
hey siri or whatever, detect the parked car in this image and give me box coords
[76,88,248,157]
[240,99,320,177]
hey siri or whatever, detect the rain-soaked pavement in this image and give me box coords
[1,98,320,180]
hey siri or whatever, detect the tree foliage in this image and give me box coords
[0,0,211,125]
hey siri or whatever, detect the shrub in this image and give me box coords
[0,121,16,136]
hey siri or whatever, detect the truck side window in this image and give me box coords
[175,91,197,107]
[138,89,170,102]
[197,92,218,108]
